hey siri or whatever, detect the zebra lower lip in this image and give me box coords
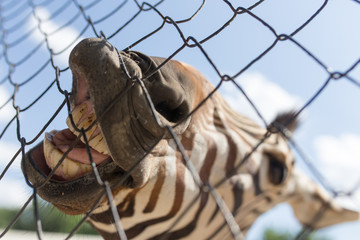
[22,140,130,214]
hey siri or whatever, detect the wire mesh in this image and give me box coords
[0,0,359,239]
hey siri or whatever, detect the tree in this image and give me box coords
[0,204,97,235]
[263,229,330,240]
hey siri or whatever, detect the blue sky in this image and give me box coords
[0,0,359,239]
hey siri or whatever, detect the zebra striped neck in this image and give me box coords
[88,89,293,239]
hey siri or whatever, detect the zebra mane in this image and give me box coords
[270,110,300,133]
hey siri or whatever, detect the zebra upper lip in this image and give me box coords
[67,38,160,188]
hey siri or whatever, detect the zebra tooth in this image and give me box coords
[43,130,92,180]
[88,133,109,155]
[69,101,89,124]
[66,115,98,144]
[66,102,97,140]
[66,101,109,156]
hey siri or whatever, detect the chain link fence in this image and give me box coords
[0,0,359,239]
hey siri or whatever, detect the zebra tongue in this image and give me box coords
[56,141,109,165]
[50,129,109,165]
[44,129,109,180]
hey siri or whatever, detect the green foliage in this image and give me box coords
[0,204,97,235]
[263,229,292,240]
[263,229,331,240]
[1,206,334,239]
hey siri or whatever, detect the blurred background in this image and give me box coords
[0,0,359,239]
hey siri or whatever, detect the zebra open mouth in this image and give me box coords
[42,71,111,181]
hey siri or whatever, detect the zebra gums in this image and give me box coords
[22,38,359,239]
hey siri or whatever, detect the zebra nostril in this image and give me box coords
[155,100,190,123]
[266,153,288,185]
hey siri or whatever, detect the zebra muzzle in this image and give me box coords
[66,38,194,187]
[21,37,196,214]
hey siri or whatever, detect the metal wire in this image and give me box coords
[0,0,359,239]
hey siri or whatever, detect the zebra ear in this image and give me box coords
[286,169,359,229]
[269,110,299,134]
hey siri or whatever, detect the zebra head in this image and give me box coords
[22,38,359,239]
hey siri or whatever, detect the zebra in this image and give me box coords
[22,38,359,239]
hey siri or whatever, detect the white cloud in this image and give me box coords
[314,134,360,188]
[0,86,15,123]
[27,7,82,65]
[0,140,20,167]
[0,179,31,208]
[221,72,302,125]
[314,134,360,209]
[0,140,29,208]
